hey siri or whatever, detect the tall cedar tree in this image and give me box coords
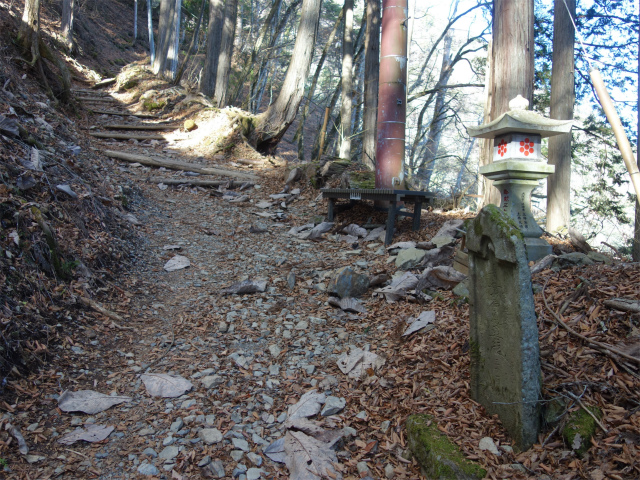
[252,0,324,154]
[154,0,182,79]
[201,0,224,97]
[362,0,380,170]
[294,6,345,160]
[546,0,576,232]
[338,0,354,160]
[214,0,238,107]
[481,0,534,206]
[147,0,156,64]
[61,0,75,51]
[376,0,408,190]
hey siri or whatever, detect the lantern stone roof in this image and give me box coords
[466,95,574,139]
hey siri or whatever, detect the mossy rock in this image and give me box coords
[114,64,147,92]
[406,414,486,479]
[471,204,524,241]
[562,407,601,457]
[143,100,167,111]
[184,119,197,132]
[348,170,375,189]
[320,159,351,178]
[542,397,567,427]
[122,79,139,90]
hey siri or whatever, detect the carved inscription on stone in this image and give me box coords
[467,205,541,451]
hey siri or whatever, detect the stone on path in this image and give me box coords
[328,267,370,299]
[467,205,540,450]
[321,396,346,416]
[158,445,180,461]
[199,428,223,445]
[202,459,226,478]
[395,248,426,270]
[433,219,465,239]
[137,462,159,476]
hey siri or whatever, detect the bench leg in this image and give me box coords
[413,201,422,231]
[327,199,335,221]
[385,201,396,245]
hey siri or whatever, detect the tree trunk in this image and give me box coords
[61,0,75,51]
[634,30,640,261]
[362,0,380,170]
[154,0,182,79]
[252,0,323,155]
[482,0,534,206]
[294,6,344,160]
[312,79,342,160]
[168,0,182,78]
[18,0,40,55]
[134,0,138,40]
[546,0,575,233]
[214,0,238,107]
[153,0,170,74]
[375,0,408,190]
[491,0,534,117]
[416,29,453,190]
[200,0,224,97]
[147,0,155,65]
[338,0,354,160]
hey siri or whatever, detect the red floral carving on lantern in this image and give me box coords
[519,137,535,156]
[497,138,508,157]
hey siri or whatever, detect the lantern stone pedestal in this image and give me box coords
[467,96,574,262]
[479,160,555,261]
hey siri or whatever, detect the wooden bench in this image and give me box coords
[321,188,435,245]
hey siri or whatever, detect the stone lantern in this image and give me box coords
[467,96,573,261]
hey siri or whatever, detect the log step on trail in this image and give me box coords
[77,97,118,103]
[147,178,253,188]
[92,78,116,89]
[102,124,179,131]
[104,150,259,181]
[89,132,166,141]
[90,109,160,119]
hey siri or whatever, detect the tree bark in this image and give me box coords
[200,0,224,97]
[154,0,182,79]
[18,0,41,55]
[312,79,342,160]
[214,0,238,107]
[375,0,408,190]
[338,0,354,160]
[147,0,155,65]
[546,0,575,233]
[362,0,380,170]
[134,0,138,40]
[252,0,323,155]
[491,0,534,117]
[293,6,344,160]
[61,0,75,51]
[482,0,534,206]
[635,28,640,261]
[416,29,453,190]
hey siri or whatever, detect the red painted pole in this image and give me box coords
[375,0,407,191]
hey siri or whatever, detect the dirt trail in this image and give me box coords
[5,88,444,479]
